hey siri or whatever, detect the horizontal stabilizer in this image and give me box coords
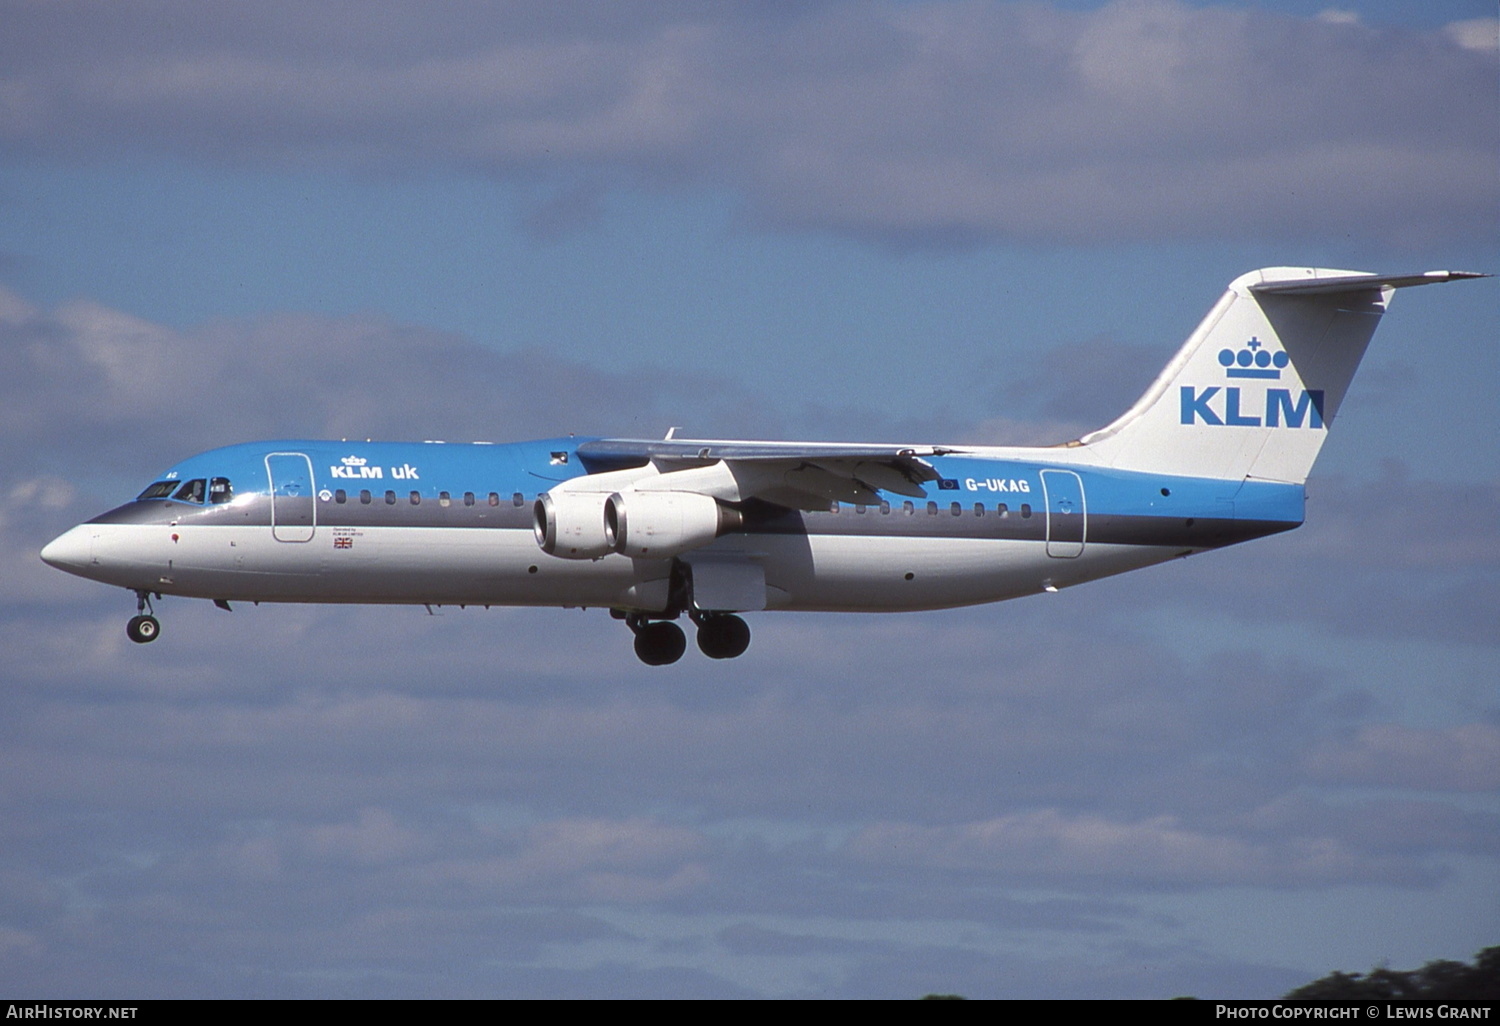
[1246,270,1488,296]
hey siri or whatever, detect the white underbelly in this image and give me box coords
[740,534,1182,611]
[78,523,1186,614]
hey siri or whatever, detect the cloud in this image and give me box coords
[1304,724,1500,792]
[194,811,715,904]
[1298,466,1500,572]
[844,808,1437,888]
[0,284,774,491]
[1316,10,1362,27]
[426,817,712,904]
[0,597,1489,995]
[2,283,1495,996]
[1243,793,1500,858]
[999,335,1166,431]
[1446,18,1498,52]
[0,477,79,602]
[1,1,1493,247]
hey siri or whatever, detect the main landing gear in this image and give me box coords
[621,611,752,665]
[632,619,687,666]
[693,611,751,660]
[126,589,160,644]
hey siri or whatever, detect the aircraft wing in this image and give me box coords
[576,438,959,507]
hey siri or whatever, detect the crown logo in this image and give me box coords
[341,455,368,466]
[1218,336,1289,379]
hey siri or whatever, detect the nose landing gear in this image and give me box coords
[126,590,161,644]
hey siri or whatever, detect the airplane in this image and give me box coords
[40,267,1485,665]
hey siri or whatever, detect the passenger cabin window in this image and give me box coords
[439,491,451,507]
[903,501,914,514]
[463,492,475,507]
[974,503,985,517]
[173,479,206,503]
[951,502,962,516]
[385,490,396,505]
[488,493,500,507]
[927,501,938,515]
[410,491,421,505]
[880,501,891,514]
[511,492,524,508]
[209,478,233,504]
[334,489,347,504]
[1020,503,1032,518]
[138,481,177,500]
[359,490,372,504]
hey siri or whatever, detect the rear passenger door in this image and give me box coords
[1041,469,1086,558]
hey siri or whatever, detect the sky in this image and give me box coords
[1,0,1496,999]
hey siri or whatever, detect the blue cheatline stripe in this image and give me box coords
[147,439,1305,529]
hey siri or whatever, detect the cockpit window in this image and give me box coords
[209,478,233,504]
[137,481,177,500]
[172,479,206,503]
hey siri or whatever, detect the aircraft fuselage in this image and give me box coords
[43,437,1301,614]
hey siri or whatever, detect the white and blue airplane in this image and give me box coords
[41,267,1483,664]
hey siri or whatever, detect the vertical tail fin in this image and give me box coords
[1079,268,1484,484]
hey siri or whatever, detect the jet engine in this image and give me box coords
[605,490,743,559]
[533,492,612,559]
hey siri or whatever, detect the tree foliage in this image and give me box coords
[1284,947,1499,1000]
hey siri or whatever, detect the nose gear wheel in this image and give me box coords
[126,589,161,643]
[126,615,160,643]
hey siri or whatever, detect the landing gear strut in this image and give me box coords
[127,589,160,644]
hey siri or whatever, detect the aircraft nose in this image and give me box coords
[40,525,94,571]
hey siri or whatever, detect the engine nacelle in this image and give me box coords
[605,490,742,559]
[534,492,612,559]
